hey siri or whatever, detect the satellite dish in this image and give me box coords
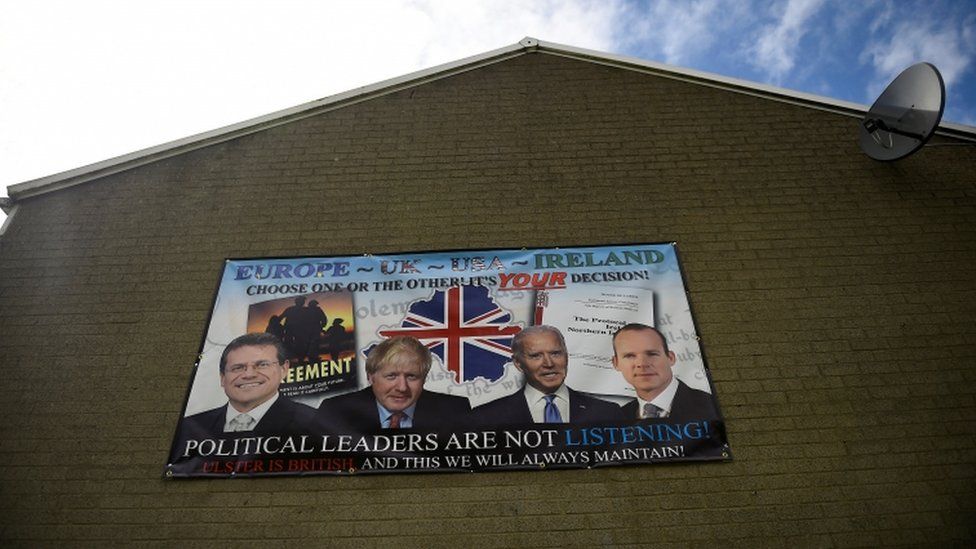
[859,62,945,161]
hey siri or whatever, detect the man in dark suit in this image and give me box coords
[475,325,623,425]
[317,336,470,432]
[612,323,718,422]
[179,332,317,439]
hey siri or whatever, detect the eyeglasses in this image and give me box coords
[226,360,279,375]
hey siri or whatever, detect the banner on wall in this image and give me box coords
[165,243,730,478]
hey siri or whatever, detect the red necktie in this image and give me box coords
[389,411,404,429]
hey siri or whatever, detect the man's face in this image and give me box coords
[368,351,426,412]
[514,331,568,393]
[220,344,288,412]
[612,329,675,400]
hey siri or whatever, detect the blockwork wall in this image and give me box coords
[1,51,974,546]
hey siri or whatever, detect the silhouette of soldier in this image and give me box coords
[305,300,328,361]
[323,318,347,361]
[264,314,284,340]
[280,296,309,359]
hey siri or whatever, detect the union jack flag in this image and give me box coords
[379,285,521,383]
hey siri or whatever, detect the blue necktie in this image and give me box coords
[544,395,563,423]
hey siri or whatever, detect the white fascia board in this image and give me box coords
[7,40,530,201]
[533,38,976,139]
[8,36,975,202]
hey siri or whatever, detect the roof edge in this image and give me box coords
[532,38,976,139]
[8,39,534,201]
[8,36,976,202]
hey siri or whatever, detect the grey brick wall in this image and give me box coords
[1,51,974,547]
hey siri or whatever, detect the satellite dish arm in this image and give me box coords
[862,117,925,141]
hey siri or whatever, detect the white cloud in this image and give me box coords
[409,0,624,64]
[634,0,722,64]
[861,15,975,102]
[0,0,624,200]
[617,0,755,65]
[749,0,826,83]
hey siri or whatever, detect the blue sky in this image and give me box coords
[1,0,974,225]
[614,0,975,124]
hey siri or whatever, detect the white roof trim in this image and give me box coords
[7,40,528,201]
[8,36,976,202]
[537,38,976,135]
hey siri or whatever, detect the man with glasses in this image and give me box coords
[180,332,318,437]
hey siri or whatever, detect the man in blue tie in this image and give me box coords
[475,325,623,425]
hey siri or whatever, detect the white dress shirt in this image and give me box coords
[523,383,571,423]
[223,392,279,432]
[636,376,679,418]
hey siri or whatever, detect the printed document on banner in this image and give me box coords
[536,284,654,396]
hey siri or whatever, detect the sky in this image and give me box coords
[2,0,975,225]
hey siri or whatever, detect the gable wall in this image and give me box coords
[1,52,974,546]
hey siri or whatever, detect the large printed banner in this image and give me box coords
[166,243,730,477]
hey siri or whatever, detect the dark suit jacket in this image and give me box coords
[474,386,625,426]
[621,380,718,423]
[317,386,471,432]
[180,395,319,439]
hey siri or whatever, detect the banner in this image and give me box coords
[165,243,730,477]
